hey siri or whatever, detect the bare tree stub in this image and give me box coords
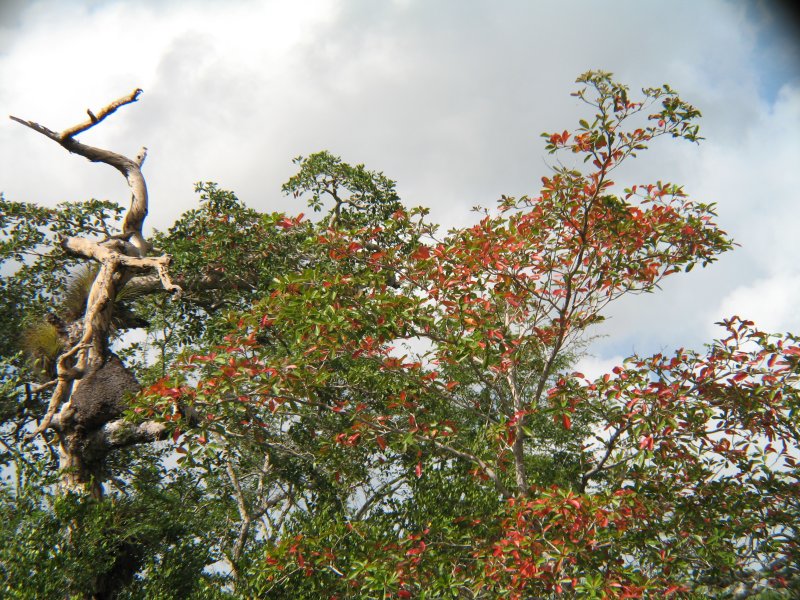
[10,90,179,495]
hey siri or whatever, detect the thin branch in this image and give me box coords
[354,474,406,520]
[26,343,88,438]
[226,457,252,576]
[60,88,143,139]
[429,438,511,497]
[579,427,625,492]
[120,271,220,298]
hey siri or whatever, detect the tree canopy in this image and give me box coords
[1,71,798,599]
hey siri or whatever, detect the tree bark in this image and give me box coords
[11,91,179,497]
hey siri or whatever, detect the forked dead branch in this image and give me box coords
[10,90,180,494]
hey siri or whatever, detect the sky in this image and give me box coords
[1,0,798,377]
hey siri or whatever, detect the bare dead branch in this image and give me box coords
[26,343,88,439]
[61,236,174,272]
[7,116,61,142]
[96,419,169,449]
[10,88,149,255]
[60,88,143,139]
[124,271,222,297]
[36,240,181,436]
[135,146,147,167]
[155,262,181,296]
[11,90,182,451]
[28,379,58,395]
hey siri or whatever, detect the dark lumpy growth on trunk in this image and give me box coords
[70,354,140,431]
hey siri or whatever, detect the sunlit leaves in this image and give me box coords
[129,72,798,596]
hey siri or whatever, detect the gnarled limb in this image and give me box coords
[125,270,222,297]
[61,88,143,139]
[94,419,169,449]
[26,343,88,439]
[10,88,150,255]
[61,236,181,294]
[10,91,180,479]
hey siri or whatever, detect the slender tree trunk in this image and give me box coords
[504,311,528,495]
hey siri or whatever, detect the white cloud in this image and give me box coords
[575,354,627,381]
[710,274,800,335]
[0,0,798,364]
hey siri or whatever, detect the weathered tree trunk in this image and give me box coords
[11,91,180,598]
[56,353,141,498]
[58,442,105,499]
[11,91,180,495]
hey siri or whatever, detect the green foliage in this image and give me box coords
[0,448,229,599]
[283,150,403,229]
[144,182,314,348]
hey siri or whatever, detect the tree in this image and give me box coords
[1,72,797,599]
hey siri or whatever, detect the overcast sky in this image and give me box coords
[1,0,798,375]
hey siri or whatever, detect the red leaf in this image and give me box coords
[562,414,572,430]
[376,436,387,451]
[415,462,422,478]
[411,245,431,260]
[665,585,685,596]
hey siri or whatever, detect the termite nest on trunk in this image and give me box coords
[67,353,140,432]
